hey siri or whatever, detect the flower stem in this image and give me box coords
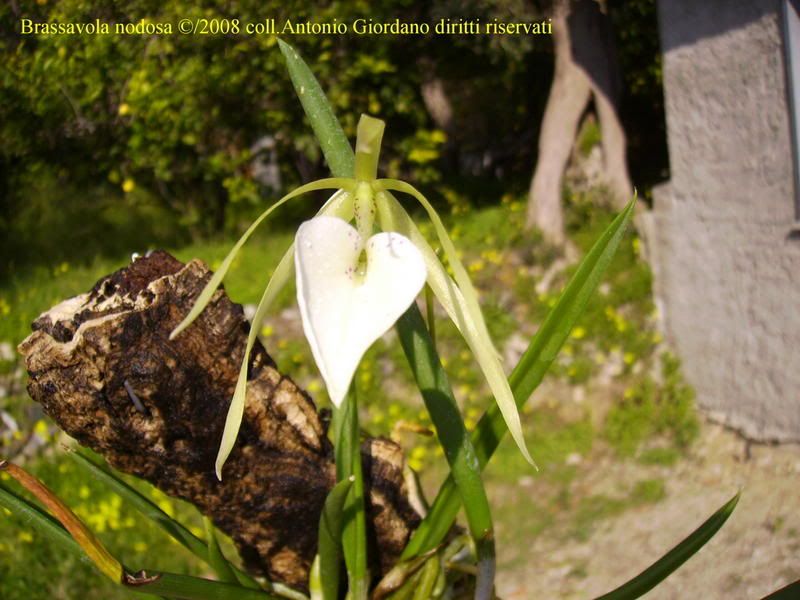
[333,389,369,600]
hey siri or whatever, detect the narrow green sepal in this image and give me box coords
[375,180,535,468]
[214,188,355,479]
[402,197,637,559]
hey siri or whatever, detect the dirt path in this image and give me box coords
[497,421,800,599]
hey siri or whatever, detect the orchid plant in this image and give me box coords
[169,112,528,598]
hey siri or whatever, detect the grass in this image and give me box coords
[0,184,701,598]
[604,352,699,459]
[0,450,210,600]
[569,478,666,542]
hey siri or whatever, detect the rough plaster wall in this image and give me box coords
[652,0,800,441]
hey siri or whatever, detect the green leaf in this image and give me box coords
[69,451,262,589]
[402,197,637,559]
[123,570,276,599]
[595,492,740,599]
[278,39,355,178]
[313,477,353,600]
[373,551,435,600]
[332,391,368,600]
[410,556,440,600]
[0,465,278,599]
[395,305,495,599]
[0,482,85,561]
[506,196,638,423]
[424,285,437,350]
[204,517,239,584]
[69,451,207,558]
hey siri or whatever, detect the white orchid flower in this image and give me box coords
[295,215,426,407]
[171,115,533,479]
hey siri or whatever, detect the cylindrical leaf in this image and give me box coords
[403,198,638,558]
[396,305,495,598]
[595,493,740,599]
[315,477,353,600]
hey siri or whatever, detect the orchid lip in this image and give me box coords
[295,215,427,407]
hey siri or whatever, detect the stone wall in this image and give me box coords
[649,0,800,441]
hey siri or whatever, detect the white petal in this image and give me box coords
[295,216,426,406]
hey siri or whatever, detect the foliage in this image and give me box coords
[0,0,557,273]
[0,0,667,270]
[608,0,669,191]
[604,352,699,458]
[0,193,723,599]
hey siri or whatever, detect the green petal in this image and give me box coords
[374,187,534,467]
[375,179,500,359]
[215,188,355,479]
[170,179,355,340]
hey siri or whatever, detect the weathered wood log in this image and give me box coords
[17,251,420,591]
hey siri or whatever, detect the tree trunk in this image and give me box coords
[525,0,591,243]
[526,0,633,241]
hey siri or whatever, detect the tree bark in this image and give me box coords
[526,0,632,242]
[17,251,420,592]
[526,0,591,244]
